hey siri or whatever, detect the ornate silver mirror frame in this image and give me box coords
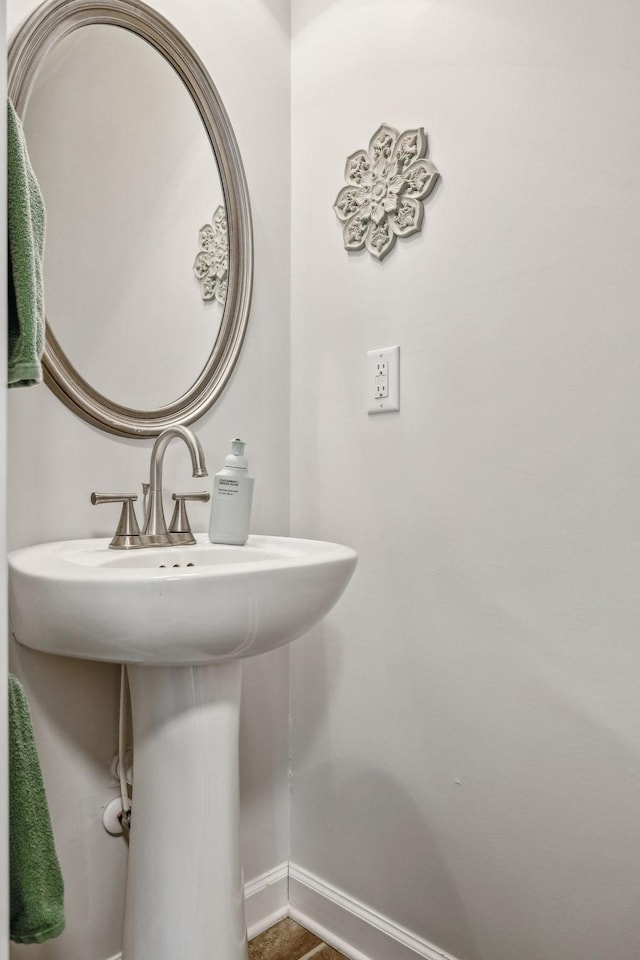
[8,0,253,438]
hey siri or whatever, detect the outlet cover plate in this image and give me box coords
[367,346,400,414]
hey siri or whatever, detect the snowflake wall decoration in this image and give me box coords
[193,205,228,303]
[334,124,439,261]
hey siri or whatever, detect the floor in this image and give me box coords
[249,917,348,960]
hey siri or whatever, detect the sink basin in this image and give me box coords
[8,533,357,665]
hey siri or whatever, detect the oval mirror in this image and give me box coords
[8,0,253,438]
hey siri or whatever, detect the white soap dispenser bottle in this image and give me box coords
[209,439,254,545]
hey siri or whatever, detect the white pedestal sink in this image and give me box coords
[8,534,357,960]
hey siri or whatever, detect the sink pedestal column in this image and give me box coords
[123,662,247,960]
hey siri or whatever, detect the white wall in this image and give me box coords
[7,2,290,958]
[290,3,640,960]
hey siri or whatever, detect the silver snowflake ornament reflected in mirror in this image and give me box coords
[334,124,439,261]
[193,206,228,303]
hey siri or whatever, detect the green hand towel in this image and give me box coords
[9,674,65,944]
[7,98,46,388]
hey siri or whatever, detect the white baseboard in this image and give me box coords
[289,863,460,960]
[103,860,457,960]
[245,860,289,938]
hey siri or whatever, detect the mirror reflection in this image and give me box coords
[24,24,227,411]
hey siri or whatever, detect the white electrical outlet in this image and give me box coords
[375,361,389,398]
[367,346,400,414]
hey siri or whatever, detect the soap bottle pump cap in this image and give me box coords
[225,438,248,469]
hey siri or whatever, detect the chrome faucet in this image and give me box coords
[142,426,208,546]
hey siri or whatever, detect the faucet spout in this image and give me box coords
[142,426,208,545]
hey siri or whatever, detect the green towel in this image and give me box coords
[9,675,65,944]
[7,98,46,388]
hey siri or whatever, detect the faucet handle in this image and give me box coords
[168,491,211,545]
[91,493,143,550]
